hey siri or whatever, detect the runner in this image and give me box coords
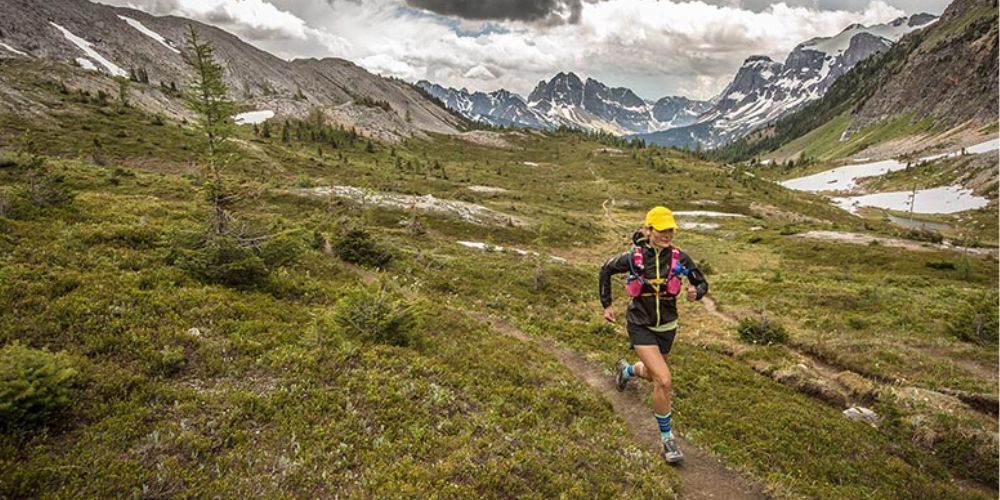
[598,206,709,463]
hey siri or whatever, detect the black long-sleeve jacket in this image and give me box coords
[599,231,709,328]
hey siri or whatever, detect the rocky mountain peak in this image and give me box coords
[908,13,937,26]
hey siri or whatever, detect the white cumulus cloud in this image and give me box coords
[100,0,936,100]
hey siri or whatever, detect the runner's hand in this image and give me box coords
[603,306,616,323]
[686,286,698,302]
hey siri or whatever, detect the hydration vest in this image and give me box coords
[625,244,687,298]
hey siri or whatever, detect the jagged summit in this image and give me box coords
[637,12,937,149]
[420,72,709,135]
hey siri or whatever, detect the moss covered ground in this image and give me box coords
[1,62,997,497]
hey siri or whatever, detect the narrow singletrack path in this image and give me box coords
[354,254,768,497]
[468,312,770,500]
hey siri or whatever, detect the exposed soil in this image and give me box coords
[795,230,998,257]
[468,312,771,500]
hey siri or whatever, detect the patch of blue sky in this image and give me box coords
[394,5,511,37]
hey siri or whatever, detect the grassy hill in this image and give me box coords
[1,58,997,498]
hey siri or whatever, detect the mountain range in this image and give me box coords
[418,74,709,135]
[638,13,938,148]
[717,0,998,163]
[419,13,937,149]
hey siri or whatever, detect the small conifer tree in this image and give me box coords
[182,25,236,237]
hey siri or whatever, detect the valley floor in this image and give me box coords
[1,76,997,497]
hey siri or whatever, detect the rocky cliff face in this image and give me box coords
[417,81,552,129]
[846,0,998,134]
[638,13,937,149]
[419,72,709,135]
[0,0,463,141]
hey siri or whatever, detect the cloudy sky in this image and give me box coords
[97,0,951,100]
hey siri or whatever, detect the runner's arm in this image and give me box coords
[599,252,631,308]
[681,252,709,300]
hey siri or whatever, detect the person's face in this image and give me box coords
[647,226,675,248]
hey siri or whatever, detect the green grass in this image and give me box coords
[768,112,938,164]
[1,59,997,497]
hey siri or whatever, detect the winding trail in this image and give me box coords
[468,312,770,500]
[352,265,768,498]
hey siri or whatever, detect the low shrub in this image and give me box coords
[0,343,79,430]
[901,227,943,244]
[737,316,789,345]
[333,228,392,269]
[948,291,998,345]
[83,223,160,249]
[924,260,955,270]
[156,346,186,376]
[171,236,270,289]
[257,233,304,269]
[21,156,74,208]
[169,231,302,289]
[697,260,715,275]
[333,285,424,348]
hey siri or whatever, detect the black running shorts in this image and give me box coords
[627,323,677,354]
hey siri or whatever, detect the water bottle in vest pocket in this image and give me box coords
[665,248,683,296]
[626,275,644,297]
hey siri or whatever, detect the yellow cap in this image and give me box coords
[645,206,677,231]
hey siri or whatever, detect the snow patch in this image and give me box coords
[783,139,1000,193]
[466,185,509,194]
[76,57,97,71]
[117,15,180,54]
[0,41,27,56]
[673,210,747,218]
[50,22,127,77]
[725,91,746,102]
[679,222,720,230]
[802,18,925,56]
[832,185,990,214]
[457,241,566,263]
[234,110,275,125]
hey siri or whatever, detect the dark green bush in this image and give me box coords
[737,316,789,345]
[333,228,392,269]
[333,285,423,348]
[258,234,304,269]
[924,260,955,270]
[901,227,943,244]
[156,346,186,376]
[697,260,715,275]
[0,343,78,430]
[172,236,270,289]
[948,292,998,345]
[21,156,74,208]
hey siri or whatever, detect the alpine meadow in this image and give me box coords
[0,0,997,498]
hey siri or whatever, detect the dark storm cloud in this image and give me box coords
[404,0,584,24]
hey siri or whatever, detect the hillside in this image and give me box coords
[1,31,999,498]
[0,0,465,141]
[638,14,937,149]
[716,0,998,163]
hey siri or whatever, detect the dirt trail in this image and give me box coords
[352,264,768,498]
[468,312,770,500]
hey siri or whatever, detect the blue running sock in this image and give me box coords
[621,363,635,381]
[655,412,673,441]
